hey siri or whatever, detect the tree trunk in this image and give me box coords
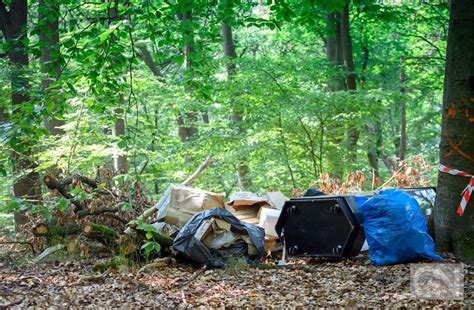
[398,55,407,161]
[138,45,162,78]
[334,12,345,91]
[341,4,356,92]
[366,122,381,181]
[325,13,336,63]
[0,0,41,202]
[340,2,359,166]
[39,0,63,135]
[177,3,198,143]
[359,37,381,178]
[323,11,345,178]
[434,0,474,263]
[112,103,128,174]
[221,18,251,189]
[108,0,128,174]
[33,223,81,238]
[83,223,120,248]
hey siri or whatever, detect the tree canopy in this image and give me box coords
[0,0,449,201]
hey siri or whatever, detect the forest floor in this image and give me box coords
[0,242,472,308]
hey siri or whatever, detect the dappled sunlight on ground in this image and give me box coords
[1,244,471,308]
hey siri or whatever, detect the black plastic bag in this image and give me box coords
[172,208,265,268]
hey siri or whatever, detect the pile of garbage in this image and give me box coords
[23,155,442,269]
[151,185,287,267]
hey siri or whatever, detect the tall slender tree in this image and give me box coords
[108,0,128,173]
[398,55,407,161]
[177,0,198,144]
[220,4,251,189]
[0,0,41,200]
[340,2,359,166]
[39,0,63,135]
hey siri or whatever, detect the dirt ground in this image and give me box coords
[0,244,472,308]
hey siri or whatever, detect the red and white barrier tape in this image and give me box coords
[438,164,474,216]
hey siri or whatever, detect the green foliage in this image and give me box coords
[141,241,161,260]
[0,0,448,205]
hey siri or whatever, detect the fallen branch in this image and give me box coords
[32,244,65,263]
[73,173,98,188]
[376,166,404,190]
[137,257,176,273]
[43,175,83,210]
[32,223,82,238]
[43,174,102,211]
[176,265,207,289]
[136,229,174,247]
[83,223,120,248]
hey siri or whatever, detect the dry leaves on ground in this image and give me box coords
[0,245,472,308]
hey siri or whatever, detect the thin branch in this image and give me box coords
[181,155,213,186]
[395,32,445,60]
[66,100,85,174]
[138,45,164,79]
[238,46,248,58]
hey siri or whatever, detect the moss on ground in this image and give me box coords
[0,213,14,237]
[457,233,474,265]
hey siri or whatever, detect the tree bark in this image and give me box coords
[221,16,251,189]
[108,0,128,174]
[398,55,407,160]
[39,0,63,135]
[325,13,336,63]
[434,0,474,263]
[176,3,198,143]
[366,122,381,180]
[33,223,81,238]
[340,2,359,166]
[83,223,120,248]
[0,0,41,202]
[360,37,381,178]
[323,11,345,178]
[334,12,345,91]
[341,4,356,92]
[112,103,128,173]
[138,45,162,78]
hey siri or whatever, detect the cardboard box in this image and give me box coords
[194,219,214,241]
[164,186,225,228]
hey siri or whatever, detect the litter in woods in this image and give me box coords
[358,188,442,266]
[148,184,440,267]
[226,191,270,225]
[151,188,286,266]
[275,194,366,258]
[159,185,225,228]
[27,154,441,269]
[172,208,265,268]
[274,187,440,265]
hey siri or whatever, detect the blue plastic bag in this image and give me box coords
[358,189,442,266]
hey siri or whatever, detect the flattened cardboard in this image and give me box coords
[164,186,225,227]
